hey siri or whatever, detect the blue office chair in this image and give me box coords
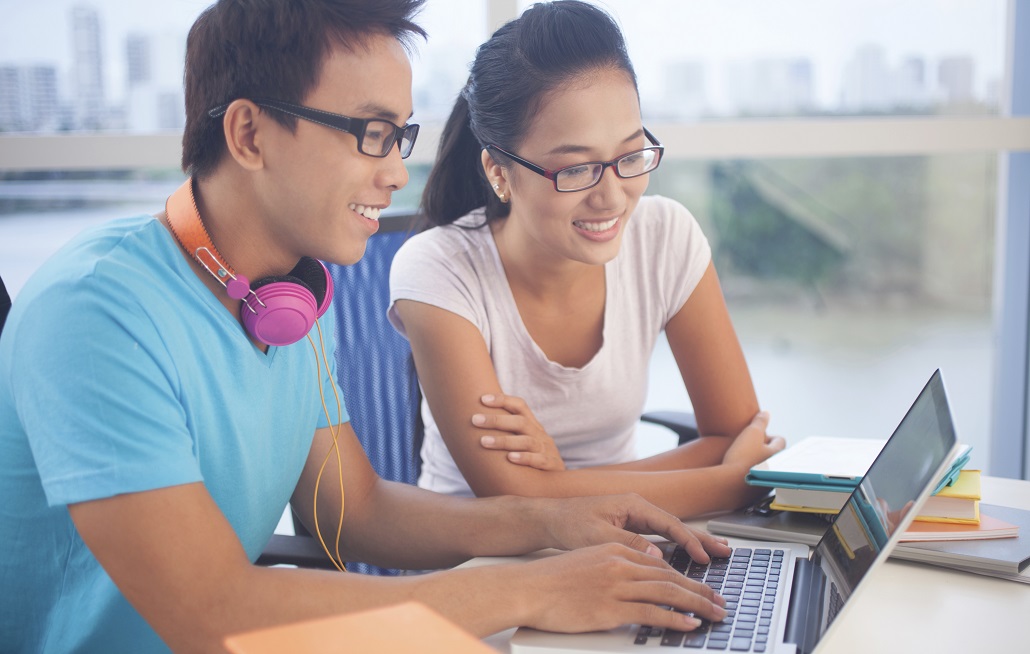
[257,212,699,574]
[259,212,422,575]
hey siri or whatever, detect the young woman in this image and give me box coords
[388,0,784,519]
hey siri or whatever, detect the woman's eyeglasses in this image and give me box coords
[485,128,663,192]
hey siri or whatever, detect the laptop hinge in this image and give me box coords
[782,557,825,654]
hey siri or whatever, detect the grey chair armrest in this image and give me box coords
[256,534,340,570]
[640,410,699,446]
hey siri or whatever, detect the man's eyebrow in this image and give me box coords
[545,128,644,157]
[355,102,414,124]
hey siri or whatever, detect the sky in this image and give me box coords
[0,0,1009,113]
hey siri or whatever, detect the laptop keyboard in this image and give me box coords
[634,546,785,651]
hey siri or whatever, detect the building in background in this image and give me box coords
[71,4,106,130]
[938,55,976,104]
[0,65,61,132]
[724,57,814,116]
[125,31,185,131]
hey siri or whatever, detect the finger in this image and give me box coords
[472,412,528,434]
[749,410,770,432]
[480,392,529,414]
[479,433,540,453]
[628,606,707,633]
[624,578,727,623]
[680,529,732,564]
[506,451,561,471]
[614,496,731,561]
[766,436,787,452]
[596,513,715,568]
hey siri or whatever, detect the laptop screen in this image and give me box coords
[807,369,956,646]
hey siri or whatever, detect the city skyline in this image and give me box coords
[0,0,1009,132]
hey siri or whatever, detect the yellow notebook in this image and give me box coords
[913,469,981,525]
[224,601,494,654]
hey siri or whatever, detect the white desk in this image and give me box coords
[473,476,1030,654]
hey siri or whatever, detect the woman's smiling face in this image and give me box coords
[490,66,651,268]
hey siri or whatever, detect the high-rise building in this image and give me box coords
[660,60,707,120]
[126,33,152,87]
[0,65,60,132]
[124,31,186,131]
[841,44,891,112]
[893,56,929,109]
[71,4,106,130]
[0,67,20,131]
[725,58,813,117]
[937,56,975,104]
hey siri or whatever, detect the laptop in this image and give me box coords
[511,369,960,654]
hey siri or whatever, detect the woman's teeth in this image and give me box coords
[349,204,381,221]
[573,216,618,232]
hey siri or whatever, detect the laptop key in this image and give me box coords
[660,630,685,647]
[730,637,754,651]
[683,633,708,648]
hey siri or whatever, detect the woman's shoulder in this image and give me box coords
[396,209,491,260]
[632,194,695,222]
[626,195,704,243]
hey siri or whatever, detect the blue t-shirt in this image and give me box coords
[0,215,346,652]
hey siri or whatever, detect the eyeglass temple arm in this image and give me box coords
[485,145,556,179]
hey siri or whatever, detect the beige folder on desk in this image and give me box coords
[224,601,494,653]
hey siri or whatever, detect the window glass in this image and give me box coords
[642,155,994,469]
[1,0,1008,471]
[510,0,1003,466]
[0,0,485,134]
[520,0,1007,119]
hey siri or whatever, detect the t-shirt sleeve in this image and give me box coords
[10,272,203,507]
[387,228,487,339]
[652,196,713,325]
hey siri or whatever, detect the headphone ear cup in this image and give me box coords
[288,257,334,318]
[241,275,318,347]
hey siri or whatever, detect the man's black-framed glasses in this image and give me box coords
[208,98,420,159]
[485,128,664,192]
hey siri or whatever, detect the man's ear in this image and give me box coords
[221,99,265,171]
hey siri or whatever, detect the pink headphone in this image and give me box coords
[165,178,334,346]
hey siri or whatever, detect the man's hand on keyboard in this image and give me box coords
[534,492,733,563]
[517,543,728,634]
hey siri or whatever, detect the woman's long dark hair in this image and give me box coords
[419,0,637,228]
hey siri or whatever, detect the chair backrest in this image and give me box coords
[0,274,11,337]
[320,213,422,577]
[327,213,422,486]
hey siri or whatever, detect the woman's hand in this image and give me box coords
[473,393,566,471]
[722,411,786,471]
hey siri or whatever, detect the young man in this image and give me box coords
[0,1,730,651]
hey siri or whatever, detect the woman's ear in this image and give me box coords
[481,149,509,200]
[221,99,265,172]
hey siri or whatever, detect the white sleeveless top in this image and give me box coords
[388,195,712,496]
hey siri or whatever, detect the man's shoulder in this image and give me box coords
[10,215,174,328]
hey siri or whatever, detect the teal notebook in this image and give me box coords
[746,436,972,493]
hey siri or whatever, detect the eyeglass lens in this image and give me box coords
[362,120,418,158]
[555,148,660,191]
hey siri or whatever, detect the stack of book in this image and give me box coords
[708,436,1030,584]
[745,436,989,530]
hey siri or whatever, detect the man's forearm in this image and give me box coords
[337,479,554,569]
